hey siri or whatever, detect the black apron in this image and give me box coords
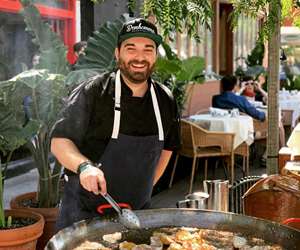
[56,70,164,230]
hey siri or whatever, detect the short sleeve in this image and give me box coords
[50,82,95,147]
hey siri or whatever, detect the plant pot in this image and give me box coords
[0,209,44,250]
[10,192,59,249]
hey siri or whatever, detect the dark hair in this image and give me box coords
[73,41,87,53]
[221,75,238,92]
[240,75,253,82]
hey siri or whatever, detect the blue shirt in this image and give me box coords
[212,92,266,121]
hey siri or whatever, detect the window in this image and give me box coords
[233,15,259,71]
[168,24,212,72]
[0,0,76,80]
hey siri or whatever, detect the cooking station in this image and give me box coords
[46,209,300,249]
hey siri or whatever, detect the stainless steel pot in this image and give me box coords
[45,209,300,250]
[176,192,209,209]
[204,179,229,212]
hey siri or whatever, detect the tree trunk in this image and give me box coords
[80,0,95,41]
[267,1,281,174]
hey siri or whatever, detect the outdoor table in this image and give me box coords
[279,90,300,127]
[188,114,254,149]
[279,99,300,127]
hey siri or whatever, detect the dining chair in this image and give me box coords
[169,119,235,193]
[253,119,268,141]
[281,109,294,134]
[195,108,210,114]
[234,142,250,176]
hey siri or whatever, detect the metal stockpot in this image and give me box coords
[176,192,209,209]
[203,179,229,212]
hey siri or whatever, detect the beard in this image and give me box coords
[117,58,155,84]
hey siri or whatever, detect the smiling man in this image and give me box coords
[50,18,180,230]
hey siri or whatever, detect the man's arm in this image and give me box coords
[51,138,107,194]
[153,150,173,185]
[240,96,266,121]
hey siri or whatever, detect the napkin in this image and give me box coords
[209,107,229,117]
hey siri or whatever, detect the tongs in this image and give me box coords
[98,192,141,229]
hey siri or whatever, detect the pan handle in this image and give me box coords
[282,218,300,226]
[176,199,190,208]
[97,203,132,214]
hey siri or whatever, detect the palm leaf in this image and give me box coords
[65,14,130,86]
[20,0,69,75]
[176,56,205,82]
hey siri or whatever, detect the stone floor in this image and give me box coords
[4,144,267,210]
[151,154,267,208]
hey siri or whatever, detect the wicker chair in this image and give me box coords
[195,108,210,115]
[253,119,268,141]
[281,109,293,128]
[234,142,250,176]
[169,119,235,193]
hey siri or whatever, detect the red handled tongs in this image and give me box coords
[97,193,141,229]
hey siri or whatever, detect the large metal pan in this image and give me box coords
[45,209,300,249]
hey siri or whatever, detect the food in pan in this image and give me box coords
[74,227,283,249]
[103,232,122,244]
[73,240,110,250]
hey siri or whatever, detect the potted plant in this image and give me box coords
[2,68,67,249]
[0,100,44,249]
[2,0,69,248]
[5,1,211,246]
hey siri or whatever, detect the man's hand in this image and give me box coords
[79,165,107,195]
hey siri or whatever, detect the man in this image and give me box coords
[70,41,87,70]
[73,41,87,58]
[212,75,265,121]
[51,18,180,230]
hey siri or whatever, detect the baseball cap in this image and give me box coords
[118,18,163,47]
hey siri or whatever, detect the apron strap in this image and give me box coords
[150,84,164,141]
[111,70,164,141]
[111,70,121,139]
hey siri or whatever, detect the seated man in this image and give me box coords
[212,75,265,121]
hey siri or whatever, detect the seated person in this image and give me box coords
[238,75,267,104]
[212,75,266,121]
[70,41,87,70]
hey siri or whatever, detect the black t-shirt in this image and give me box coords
[51,71,180,165]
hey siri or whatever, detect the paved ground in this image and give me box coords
[4,153,266,209]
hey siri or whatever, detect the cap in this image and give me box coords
[118,18,163,47]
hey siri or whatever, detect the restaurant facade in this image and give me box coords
[0,0,260,84]
[0,0,77,80]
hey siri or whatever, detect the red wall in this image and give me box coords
[0,0,76,64]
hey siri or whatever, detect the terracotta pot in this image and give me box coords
[10,192,59,250]
[0,209,44,250]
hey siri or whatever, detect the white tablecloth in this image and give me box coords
[188,114,254,149]
[279,99,300,127]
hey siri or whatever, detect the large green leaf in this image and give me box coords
[0,69,67,132]
[64,14,131,87]
[156,58,181,73]
[74,15,130,72]
[65,69,103,86]
[176,56,205,82]
[20,0,69,75]
[155,58,181,83]
[0,108,26,154]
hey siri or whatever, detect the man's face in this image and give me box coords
[115,37,157,84]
